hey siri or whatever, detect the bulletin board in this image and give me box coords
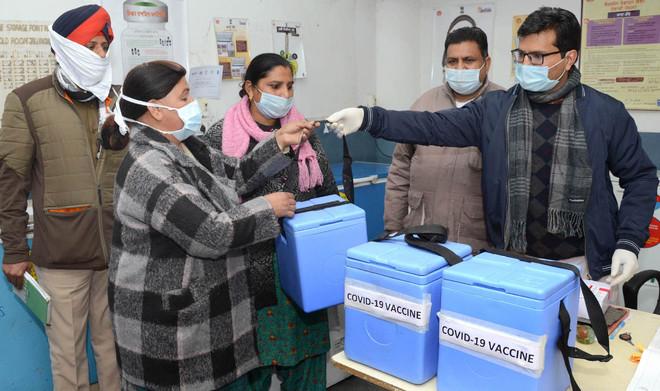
[580,0,660,110]
[0,21,55,107]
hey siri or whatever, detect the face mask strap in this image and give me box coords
[548,55,567,69]
[548,56,568,80]
[120,94,177,112]
[114,93,145,135]
[114,92,170,135]
[477,60,486,71]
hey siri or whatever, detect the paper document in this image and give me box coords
[627,327,660,391]
[13,271,51,325]
[578,279,611,320]
[189,65,222,99]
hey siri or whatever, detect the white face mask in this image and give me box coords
[444,62,486,96]
[515,57,567,92]
[255,88,294,119]
[113,92,203,142]
[48,25,112,101]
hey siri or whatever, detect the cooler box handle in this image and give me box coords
[294,200,350,214]
[373,224,464,266]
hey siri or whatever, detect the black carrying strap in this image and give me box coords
[286,132,351,213]
[374,224,464,266]
[483,248,613,391]
[342,135,355,203]
[281,199,351,239]
[294,200,350,214]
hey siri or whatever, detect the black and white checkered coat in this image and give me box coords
[109,126,292,390]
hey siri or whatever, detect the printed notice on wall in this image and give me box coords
[189,65,222,99]
[439,311,547,373]
[344,279,431,331]
[581,0,660,110]
[0,21,55,111]
[214,17,250,80]
[272,20,307,79]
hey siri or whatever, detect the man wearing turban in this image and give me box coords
[0,5,122,390]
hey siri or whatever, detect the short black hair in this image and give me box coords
[444,27,489,60]
[517,7,581,53]
[240,53,292,98]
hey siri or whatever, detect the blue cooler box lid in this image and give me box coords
[283,194,365,232]
[442,252,576,300]
[346,236,472,277]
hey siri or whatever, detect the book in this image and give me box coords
[605,306,629,335]
[13,271,51,325]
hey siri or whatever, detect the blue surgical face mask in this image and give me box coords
[114,94,203,141]
[514,57,567,92]
[165,100,203,141]
[444,63,485,95]
[255,88,294,119]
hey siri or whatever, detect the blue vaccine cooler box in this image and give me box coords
[344,236,472,384]
[276,194,367,312]
[436,252,580,391]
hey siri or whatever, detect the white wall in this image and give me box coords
[186,0,365,123]
[188,0,422,121]
[0,1,86,20]
[372,0,421,109]
[354,0,378,110]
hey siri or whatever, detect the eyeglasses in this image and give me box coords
[511,49,562,65]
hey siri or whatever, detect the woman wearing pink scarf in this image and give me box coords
[203,53,337,390]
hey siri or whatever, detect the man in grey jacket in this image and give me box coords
[385,27,503,252]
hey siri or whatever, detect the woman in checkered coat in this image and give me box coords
[106,61,318,391]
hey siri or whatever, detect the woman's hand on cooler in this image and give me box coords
[264,192,296,218]
[275,120,317,150]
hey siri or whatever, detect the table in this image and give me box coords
[331,308,660,391]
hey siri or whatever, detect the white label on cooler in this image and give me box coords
[439,311,547,373]
[344,279,431,330]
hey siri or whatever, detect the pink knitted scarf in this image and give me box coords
[222,96,323,192]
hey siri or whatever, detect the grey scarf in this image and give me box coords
[506,68,592,252]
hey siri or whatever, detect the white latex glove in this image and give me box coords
[326,108,364,138]
[606,249,639,287]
